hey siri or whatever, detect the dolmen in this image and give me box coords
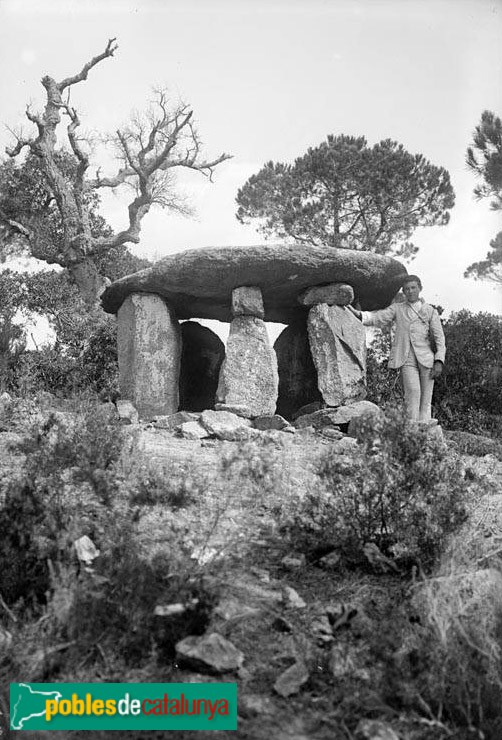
[101,244,407,420]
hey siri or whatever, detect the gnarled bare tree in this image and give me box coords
[1,39,231,307]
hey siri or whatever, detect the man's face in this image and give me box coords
[402,280,421,303]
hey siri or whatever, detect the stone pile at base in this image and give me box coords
[101,243,407,420]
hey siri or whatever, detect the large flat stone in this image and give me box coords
[101,244,407,322]
[308,304,366,407]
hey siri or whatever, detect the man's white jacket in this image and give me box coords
[361,299,446,369]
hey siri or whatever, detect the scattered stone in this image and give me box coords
[323,400,381,428]
[320,427,344,440]
[311,615,336,645]
[239,693,276,718]
[332,436,359,454]
[74,536,100,566]
[179,420,210,440]
[216,316,279,417]
[175,633,244,674]
[199,409,252,441]
[0,625,12,650]
[282,586,306,609]
[179,321,225,412]
[293,406,358,430]
[115,399,139,425]
[102,243,408,322]
[355,719,400,740]
[274,323,322,421]
[281,554,306,570]
[232,285,265,319]
[282,425,296,434]
[214,598,262,621]
[253,414,290,431]
[363,543,400,573]
[298,283,354,307]
[249,567,271,582]
[292,401,324,421]
[273,660,310,697]
[154,600,199,617]
[215,403,255,418]
[319,550,341,569]
[152,411,198,429]
[329,644,370,682]
[308,304,367,406]
[117,293,181,419]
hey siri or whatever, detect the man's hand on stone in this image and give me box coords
[347,305,362,320]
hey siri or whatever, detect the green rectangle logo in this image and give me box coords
[10,682,237,731]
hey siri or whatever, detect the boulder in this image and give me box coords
[115,399,139,425]
[231,285,265,318]
[217,316,278,417]
[151,411,198,429]
[200,409,252,441]
[273,660,310,697]
[295,402,379,430]
[179,321,225,412]
[308,304,367,406]
[179,421,210,440]
[101,244,408,321]
[175,632,244,673]
[117,293,181,419]
[274,323,322,420]
[298,283,354,307]
[253,414,290,431]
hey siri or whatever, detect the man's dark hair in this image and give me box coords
[402,274,422,290]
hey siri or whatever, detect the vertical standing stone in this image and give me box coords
[179,321,225,412]
[307,304,366,407]
[274,322,322,420]
[217,287,278,417]
[117,293,181,419]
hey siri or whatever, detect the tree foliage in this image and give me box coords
[0,39,231,306]
[236,135,454,259]
[465,110,502,284]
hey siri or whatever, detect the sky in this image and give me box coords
[0,0,501,344]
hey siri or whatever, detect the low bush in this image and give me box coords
[410,562,502,737]
[276,409,468,569]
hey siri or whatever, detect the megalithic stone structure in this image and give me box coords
[307,304,367,407]
[117,293,181,419]
[102,244,408,418]
[216,286,279,417]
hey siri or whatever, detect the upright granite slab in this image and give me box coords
[179,321,225,412]
[308,304,366,406]
[117,293,181,419]
[217,316,278,417]
[101,244,407,321]
[274,322,322,420]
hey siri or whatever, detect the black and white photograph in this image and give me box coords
[0,0,501,737]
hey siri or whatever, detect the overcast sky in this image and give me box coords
[1,0,501,325]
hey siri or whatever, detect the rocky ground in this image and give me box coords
[2,401,502,740]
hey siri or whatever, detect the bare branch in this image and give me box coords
[58,38,118,92]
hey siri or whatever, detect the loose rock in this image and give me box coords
[273,660,310,697]
[175,633,244,674]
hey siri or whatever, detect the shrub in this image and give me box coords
[277,409,468,568]
[411,563,502,736]
[435,310,502,433]
[0,401,123,608]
